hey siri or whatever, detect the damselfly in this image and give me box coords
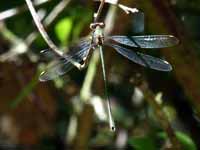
[40,23,178,81]
[39,22,178,131]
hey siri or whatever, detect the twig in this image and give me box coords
[80,0,115,101]
[79,0,119,134]
[76,1,119,148]
[0,0,71,62]
[25,0,71,46]
[94,0,139,14]
[25,0,82,69]
[139,81,181,149]
[94,0,105,22]
[0,0,51,21]
[0,23,28,61]
[25,0,60,53]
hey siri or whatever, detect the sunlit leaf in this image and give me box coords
[158,131,197,150]
[128,136,157,150]
[55,17,73,45]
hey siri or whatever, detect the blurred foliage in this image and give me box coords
[10,69,40,108]
[159,131,197,150]
[128,135,157,150]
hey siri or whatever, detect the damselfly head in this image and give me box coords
[90,22,105,30]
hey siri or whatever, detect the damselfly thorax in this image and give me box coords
[90,22,105,46]
[79,22,105,68]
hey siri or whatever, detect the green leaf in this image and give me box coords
[9,71,40,108]
[128,136,157,150]
[158,131,197,150]
[55,17,73,45]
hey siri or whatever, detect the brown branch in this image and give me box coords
[94,0,105,22]
[73,104,94,150]
[25,0,60,53]
[139,81,181,149]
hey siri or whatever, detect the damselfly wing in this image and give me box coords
[39,35,178,81]
[106,35,179,48]
[39,39,91,81]
[106,43,172,71]
[105,35,179,71]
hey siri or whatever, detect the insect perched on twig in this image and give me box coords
[39,1,179,131]
[40,23,179,82]
[39,21,178,130]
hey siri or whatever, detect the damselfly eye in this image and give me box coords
[99,22,105,28]
[90,23,97,30]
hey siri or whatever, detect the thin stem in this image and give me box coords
[80,50,100,102]
[25,0,60,53]
[79,0,118,132]
[94,0,105,22]
[25,0,81,68]
[94,0,139,14]
[26,0,71,45]
[99,45,115,131]
[144,90,181,149]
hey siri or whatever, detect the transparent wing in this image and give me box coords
[107,43,172,71]
[40,39,90,60]
[106,35,179,48]
[39,40,91,82]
